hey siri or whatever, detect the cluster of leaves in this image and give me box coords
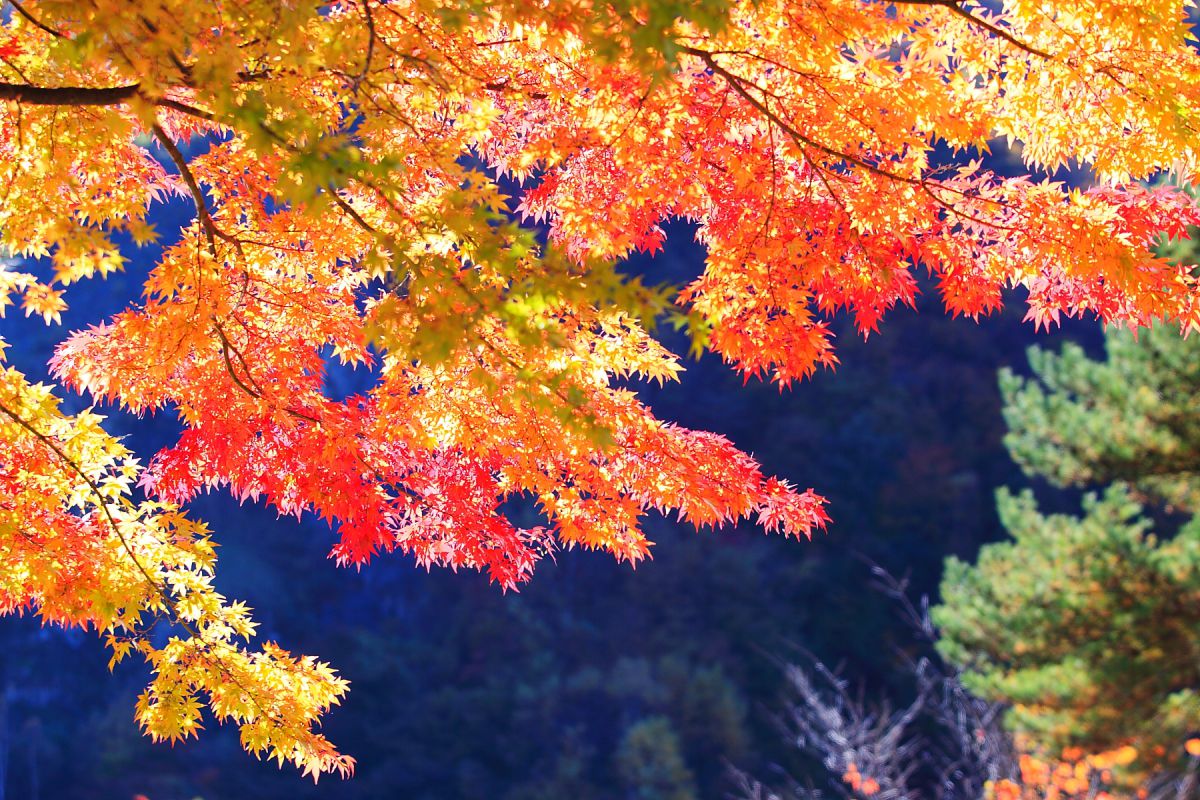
[983,743,1200,800]
[5,0,1200,772]
[0,361,353,776]
[0,241,1052,799]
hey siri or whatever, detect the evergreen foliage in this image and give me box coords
[936,487,1200,773]
[1000,325,1200,512]
[938,301,1200,780]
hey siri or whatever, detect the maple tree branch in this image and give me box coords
[212,323,265,397]
[888,0,1054,60]
[212,320,324,425]
[482,79,548,100]
[921,183,1020,234]
[0,80,218,123]
[329,191,377,233]
[681,47,922,187]
[152,123,226,259]
[156,96,216,121]
[0,405,248,691]
[0,399,279,715]
[0,80,139,105]
[135,15,196,87]
[0,399,167,600]
[684,46,1025,233]
[7,0,64,38]
[475,37,524,47]
[353,0,377,92]
[0,406,258,724]
[0,398,333,741]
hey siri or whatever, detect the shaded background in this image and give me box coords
[0,183,1102,799]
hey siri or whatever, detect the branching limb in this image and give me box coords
[888,0,1054,60]
[7,0,64,38]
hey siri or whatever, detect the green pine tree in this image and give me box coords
[935,316,1200,778]
[936,486,1200,767]
[1000,323,1200,513]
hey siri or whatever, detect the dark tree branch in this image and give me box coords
[7,0,64,39]
[888,0,1054,60]
[151,122,221,258]
[0,80,139,106]
[0,80,217,123]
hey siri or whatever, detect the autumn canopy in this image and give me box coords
[1,0,1199,777]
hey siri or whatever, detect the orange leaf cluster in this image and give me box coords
[986,745,1157,800]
